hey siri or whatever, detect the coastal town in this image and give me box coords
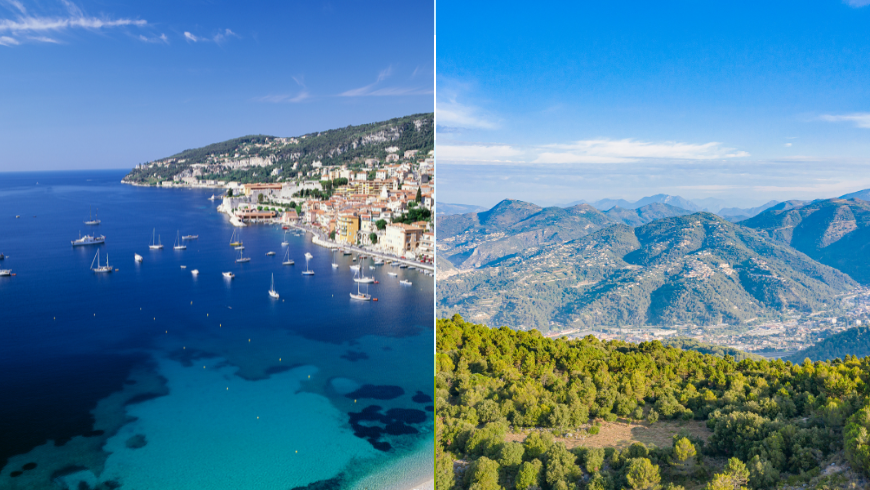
[124,143,435,267]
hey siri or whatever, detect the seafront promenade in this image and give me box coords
[293,223,435,273]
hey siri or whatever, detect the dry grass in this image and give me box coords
[505,419,712,450]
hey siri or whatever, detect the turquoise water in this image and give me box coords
[0,171,434,489]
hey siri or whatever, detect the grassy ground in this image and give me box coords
[505,419,712,450]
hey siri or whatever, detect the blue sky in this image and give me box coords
[0,0,433,171]
[437,0,870,208]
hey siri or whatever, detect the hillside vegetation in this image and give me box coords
[436,316,870,490]
[787,327,870,364]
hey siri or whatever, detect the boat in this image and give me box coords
[208,194,217,201]
[399,264,408,269]
[191,269,199,276]
[349,264,360,271]
[149,229,163,250]
[0,270,11,276]
[281,231,289,247]
[282,225,289,230]
[266,251,276,256]
[182,234,198,240]
[0,253,5,260]
[236,249,250,263]
[173,231,187,250]
[90,250,113,273]
[354,267,374,284]
[387,272,398,277]
[235,245,245,250]
[331,249,338,269]
[180,265,187,269]
[134,253,143,262]
[268,273,279,299]
[71,232,105,247]
[84,207,100,225]
[229,229,242,247]
[373,259,384,265]
[223,271,235,279]
[343,250,352,256]
[369,266,376,270]
[302,252,314,275]
[282,247,294,265]
[400,279,412,286]
[350,277,371,301]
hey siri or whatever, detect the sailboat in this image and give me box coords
[354,262,375,284]
[331,249,339,269]
[174,231,186,250]
[134,253,143,263]
[302,252,314,275]
[90,250,113,273]
[350,275,371,301]
[268,273,279,298]
[208,194,217,201]
[84,207,100,225]
[282,247,294,265]
[149,229,163,250]
[229,229,242,247]
[281,231,289,247]
[236,249,250,263]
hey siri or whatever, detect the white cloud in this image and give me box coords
[844,0,870,7]
[139,33,167,44]
[213,28,238,44]
[0,16,146,32]
[533,139,749,163]
[0,34,17,45]
[784,143,792,147]
[1,0,26,14]
[183,31,200,42]
[339,66,429,97]
[437,144,521,162]
[820,112,870,128]
[437,97,498,130]
[254,91,310,103]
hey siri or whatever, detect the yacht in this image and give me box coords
[134,253,143,263]
[90,250,113,273]
[302,252,314,275]
[182,234,199,240]
[229,229,242,247]
[266,251,276,256]
[342,250,352,256]
[0,270,11,276]
[72,232,105,247]
[282,248,294,265]
[191,269,199,276]
[331,249,338,269]
[84,207,100,225]
[222,271,235,279]
[281,231,289,247]
[268,274,279,299]
[373,259,384,265]
[236,249,250,263]
[350,278,371,301]
[400,279,412,286]
[387,272,398,277]
[235,245,245,250]
[349,264,360,271]
[149,229,163,250]
[173,231,187,250]
[354,267,374,284]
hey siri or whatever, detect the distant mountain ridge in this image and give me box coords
[438,203,857,331]
[565,193,779,220]
[787,326,870,363]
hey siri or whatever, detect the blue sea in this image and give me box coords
[0,170,434,490]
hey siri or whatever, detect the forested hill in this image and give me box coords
[123,113,433,185]
[436,316,870,490]
[787,327,870,363]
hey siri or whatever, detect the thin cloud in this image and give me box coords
[339,66,427,97]
[183,31,200,42]
[1,0,26,14]
[0,16,146,32]
[213,28,238,44]
[820,112,870,128]
[139,33,168,44]
[437,144,521,162]
[437,97,498,130]
[185,28,239,44]
[29,35,62,43]
[533,139,750,163]
[0,34,18,45]
[844,0,870,7]
[254,92,310,103]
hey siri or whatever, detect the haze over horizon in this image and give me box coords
[436,1,870,209]
[0,0,433,172]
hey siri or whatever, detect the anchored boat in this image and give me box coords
[72,232,105,247]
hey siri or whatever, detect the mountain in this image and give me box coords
[787,326,870,362]
[589,197,635,210]
[435,202,488,216]
[588,194,701,211]
[604,202,694,227]
[436,200,614,270]
[123,113,433,185]
[841,188,870,201]
[717,200,780,219]
[742,198,870,284]
[437,211,857,332]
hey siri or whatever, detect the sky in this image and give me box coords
[436,0,870,209]
[0,0,433,171]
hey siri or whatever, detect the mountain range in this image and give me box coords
[437,194,869,332]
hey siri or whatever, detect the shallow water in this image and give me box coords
[0,170,434,489]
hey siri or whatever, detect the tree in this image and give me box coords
[523,431,554,460]
[375,219,387,231]
[258,193,264,203]
[515,459,543,490]
[464,456,502,490]
[625,458,661,490]
[226,188,233,197]
[672,437,697,474]
[369,232,378,244]
[647,410,659,424]
[329,231,336,240]
[704,458,749,490]
[416,186,422,203]
[436,445,456,490]
[582,447,605,474]
[498,442,524,468]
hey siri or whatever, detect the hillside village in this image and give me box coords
[122,114,435,263]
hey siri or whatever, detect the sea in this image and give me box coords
[0,170,434,490]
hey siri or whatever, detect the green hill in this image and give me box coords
[436,316,870,490]
[123,113,433,185]
[742,198,870,285]
[787,326,870,363]
[437,209,857,332]
[604,202,694,227]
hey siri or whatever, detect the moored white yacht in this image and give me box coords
[282,247,294,266]
[302,252,314,275]
[134,253,143,262]
[223,271,234,279]
[268,273,279,299]
[72,232,105,247]
[149,229,163,250]
[236,249,250,263]
[90,250,113,273]
[173,231,186,250]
